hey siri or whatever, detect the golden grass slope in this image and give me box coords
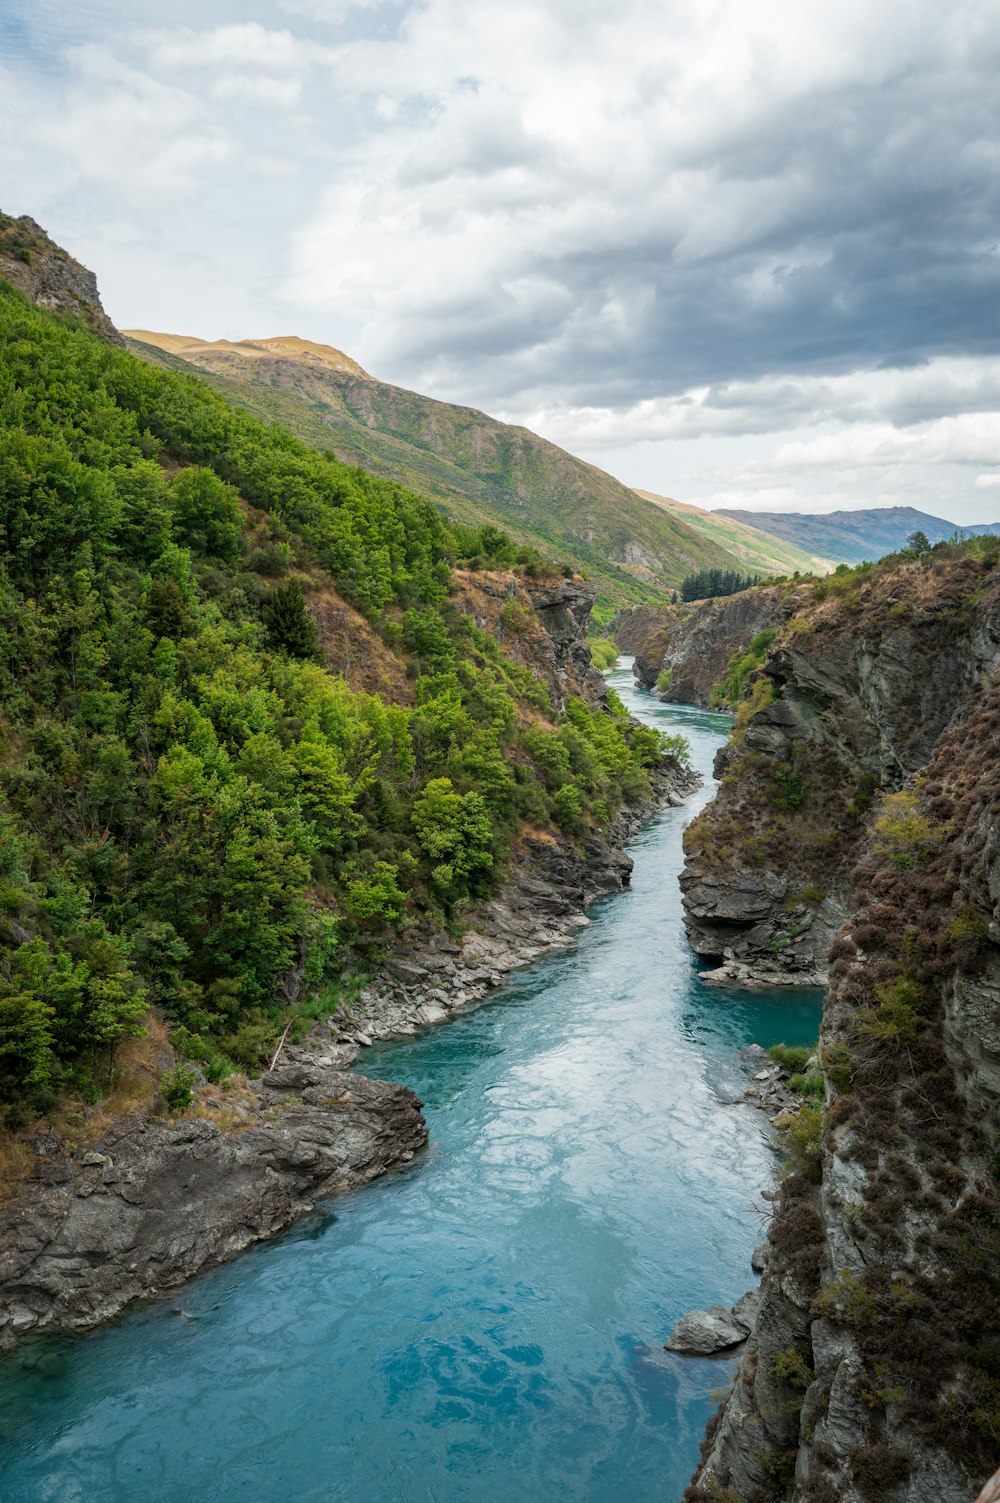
[125,331,371,380]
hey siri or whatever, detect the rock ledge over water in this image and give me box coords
[0,1065,426,1353]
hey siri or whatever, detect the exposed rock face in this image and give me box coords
[612,586,798,705]
[0,213,124,345]
[612,603,689,688]
[453,569,607,709]
[681,556,1000,985]
[0,1065,426,1352]
[686,550,1000,1503]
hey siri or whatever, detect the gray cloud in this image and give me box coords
[2,0,999,520]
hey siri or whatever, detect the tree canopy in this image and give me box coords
[0,279,680,1115]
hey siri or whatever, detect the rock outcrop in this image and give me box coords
[667,1292,761,1355]
[612,585,800,705]
[681,554,1000,986]
[685,545,1000,1503]
[0,1064,426,1352]
[454,569,607,710]
[0,213,124,345]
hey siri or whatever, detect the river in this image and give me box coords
[0,663,822,1503]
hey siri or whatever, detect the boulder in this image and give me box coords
[751,1242,770,1272]
[666,1304,747,1355]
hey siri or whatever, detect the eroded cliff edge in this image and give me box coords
[682,545,1000,1503]
[681,554,1000,986]
[612,586,799,704]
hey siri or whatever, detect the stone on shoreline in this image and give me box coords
[666,1303,747,1355]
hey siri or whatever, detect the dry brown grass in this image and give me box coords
[0,1137,34,1202]
[188,1074,258,1135]
[306,579,413,703]
[515,824,560,851]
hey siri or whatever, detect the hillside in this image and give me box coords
[714,503,1000,565]
[0,242,681,1130]
[124,330,742,623]
[636,489,834,576]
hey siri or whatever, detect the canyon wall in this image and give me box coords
[683,547,1000,1502]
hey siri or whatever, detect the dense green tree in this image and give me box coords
[679,567,761,601]
[261,578,320,659]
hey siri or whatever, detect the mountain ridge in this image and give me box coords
[124,327,744,622]
[715,503,1000,565]
[636,489,834,577]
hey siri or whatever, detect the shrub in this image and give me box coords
[872,791,942,869]
[768,1043,813,1073]
[589,638,618,671]
[655,667,673,694]
[160,1064,196,1112]
[777,1103,824,1182]
[771,1345,812,1391]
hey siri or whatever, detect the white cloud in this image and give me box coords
[44,45,231,197]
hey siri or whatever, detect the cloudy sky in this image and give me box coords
[3,0,1000,520]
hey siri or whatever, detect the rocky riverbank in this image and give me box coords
[0,1064,426,1353]
[0,751,699,1356]
[683,546,1000,1503]
[285,759,700,1069]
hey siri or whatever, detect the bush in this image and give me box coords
[589,638,618,671]
[655,667,673,695]
[872,791,943,869]
[160,1064,196,1112]
[768,1043,813,1073]
[776,1103,824,1182]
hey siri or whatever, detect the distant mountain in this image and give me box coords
[125,330,742,622]
[636,490,835,577]
[714,505,1000,566]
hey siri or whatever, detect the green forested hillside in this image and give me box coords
[125,332,742,623]
[0,282,674,1116]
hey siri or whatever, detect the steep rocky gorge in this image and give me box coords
[0,556,696,1352]
[682,547,1000,1502]
[681,556,1000,986]
[613,586,799,705]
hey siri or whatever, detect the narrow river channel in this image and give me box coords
[0,664,822,1503]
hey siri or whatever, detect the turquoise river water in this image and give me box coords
[0,664,822,1503]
